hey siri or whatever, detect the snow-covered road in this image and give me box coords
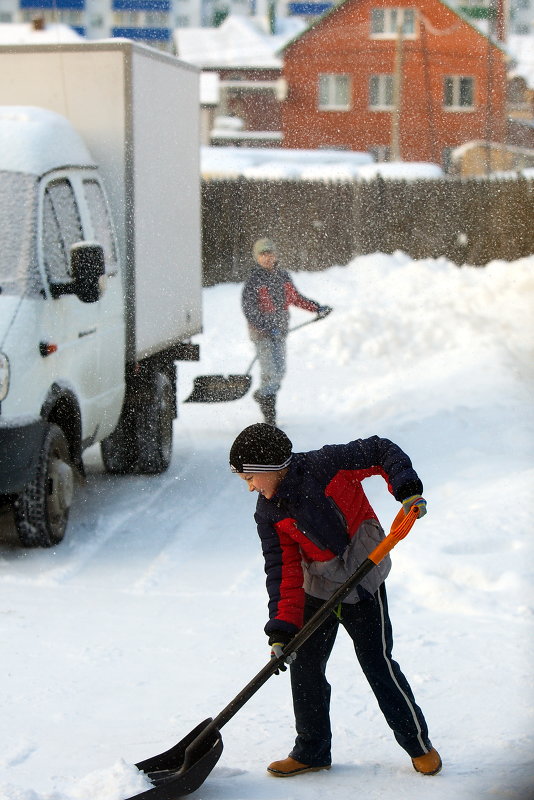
[1,252,533,800]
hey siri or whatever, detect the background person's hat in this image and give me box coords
[230,423,292,473]
[253,238,277,259]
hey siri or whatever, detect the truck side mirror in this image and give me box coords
[70,242,105,304]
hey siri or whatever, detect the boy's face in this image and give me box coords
[238,469,286,500]
[256,250,277,270]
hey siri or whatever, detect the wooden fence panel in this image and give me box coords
[201,177,534,285]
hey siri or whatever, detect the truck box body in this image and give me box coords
[0,40,202,362]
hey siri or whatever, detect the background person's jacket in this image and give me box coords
[254,436,423,637]
[242,265,319,338]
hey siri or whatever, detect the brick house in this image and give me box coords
[279,0,508,167]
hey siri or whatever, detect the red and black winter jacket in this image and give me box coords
[254,436,423,637]
[242,265,319,337]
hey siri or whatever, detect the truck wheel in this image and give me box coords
[100,405,138,474]
[13,423,74,548]
[136,371,174,474]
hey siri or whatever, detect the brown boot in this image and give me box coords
[267,756,331,777]
[412,747,442,775]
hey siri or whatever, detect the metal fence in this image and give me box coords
[201,176,534,285]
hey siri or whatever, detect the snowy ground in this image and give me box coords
[1,251,533,800]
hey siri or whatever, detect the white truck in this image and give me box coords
[0,41,202,548]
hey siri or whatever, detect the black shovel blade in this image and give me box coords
[126,718,223,800]
[184,375,252,403]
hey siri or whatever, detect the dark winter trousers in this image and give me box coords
[288,583,432,766]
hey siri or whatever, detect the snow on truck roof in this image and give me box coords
[0,106,95,176]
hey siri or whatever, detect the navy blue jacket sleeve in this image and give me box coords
[310,436,423,501]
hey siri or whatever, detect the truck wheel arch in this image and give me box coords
[41,384,83,474]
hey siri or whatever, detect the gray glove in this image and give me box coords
[269,632,297,674]
[402,494,427,518]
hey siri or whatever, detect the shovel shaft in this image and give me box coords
[210,505,419,733]
[185,314,328,403]
[128,507,419,800]
[244,316,326,374]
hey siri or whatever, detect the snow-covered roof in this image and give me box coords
[0,22,83,44]
[201,145,374,180]
[175,14,306,70]
[0,107,95,175]
[506,34,534,89]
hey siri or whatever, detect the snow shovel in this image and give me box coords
[184,313,330,403]
[125,504,419,800]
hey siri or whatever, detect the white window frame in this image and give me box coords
[318,74,351,111]
[443,75,475,110]
[369,74,394,109]
[370,7,417,38]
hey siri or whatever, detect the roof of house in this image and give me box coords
[175,14,306,70]
[277,0,507,55]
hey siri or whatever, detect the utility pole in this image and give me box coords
[494,0,507,41]
[391,19,404,161]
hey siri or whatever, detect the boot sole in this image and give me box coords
[267,765,331,777]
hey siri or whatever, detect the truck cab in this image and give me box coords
[0,107,125,546]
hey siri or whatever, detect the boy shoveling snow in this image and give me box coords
[229,423,442,778]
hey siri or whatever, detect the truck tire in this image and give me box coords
[100,405,138,474]
[13,423,74,548]
[136,371,174,474]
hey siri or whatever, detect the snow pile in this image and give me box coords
[0,760,150,800]
[0,251,533,800]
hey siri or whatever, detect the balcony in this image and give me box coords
[111,26,171,40]
[288,2,333,14]
[112,0,170,10]
[20,0,84,8]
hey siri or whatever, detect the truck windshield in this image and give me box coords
[0,171,42,296]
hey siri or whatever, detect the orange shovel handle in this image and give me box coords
[368,504,420,565]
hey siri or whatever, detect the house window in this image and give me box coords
[369,74,394,109]
[145,10,168,24]
[371,7,416,37]
[318,74,351,110]
[444,76,474,109]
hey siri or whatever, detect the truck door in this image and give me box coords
[40,174,102,443]
[80,178,125,438]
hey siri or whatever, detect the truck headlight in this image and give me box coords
[0,352,9,401]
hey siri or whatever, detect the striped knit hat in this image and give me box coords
[229,424,293,473]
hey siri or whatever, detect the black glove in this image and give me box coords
[268,631,297,674]
[316,305,332,319]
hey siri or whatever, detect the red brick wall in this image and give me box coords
[281,0,507,163]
